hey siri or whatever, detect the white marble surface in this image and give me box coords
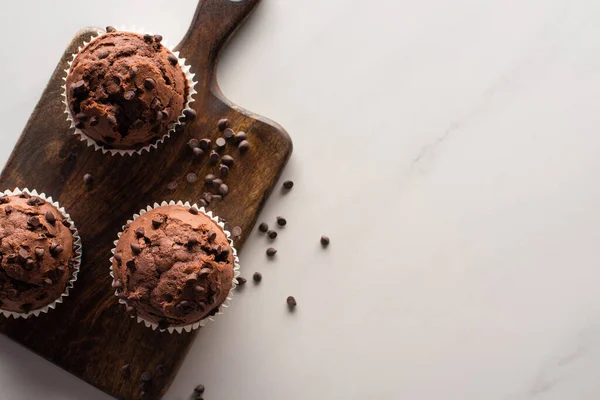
[2,0,600,399]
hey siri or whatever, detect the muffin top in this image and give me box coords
[0,193,75,313]
[65,31,188,150]
[112,205,235,327]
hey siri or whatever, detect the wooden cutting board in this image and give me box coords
[0,0,292,399]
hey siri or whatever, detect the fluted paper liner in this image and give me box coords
[62,27,198,156]
[0,188,82,319]
[110,201,241,334]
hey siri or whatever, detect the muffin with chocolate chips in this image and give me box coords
[0,193,77,314]
[112,205,236,328]
[65,30,190,150]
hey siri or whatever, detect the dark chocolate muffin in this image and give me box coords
[112,205,235,327]
[65,31,189,150]
[0,193,76,314]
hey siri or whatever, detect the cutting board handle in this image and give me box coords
[176,0,262,84]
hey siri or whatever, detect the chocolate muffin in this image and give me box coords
[0,193,76,314]
[65,31,189,150]
[112,205,235,327]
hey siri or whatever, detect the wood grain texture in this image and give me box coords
[0,0,291,399]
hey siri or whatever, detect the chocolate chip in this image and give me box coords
[98,50,109,59]
[167,53,178,65]
[238,140,250,152]
[45,211,56,225]
[223,128,235,139]
[208,231,217,242]
[152,219,162,229]
[198,199,208,208]
[50,243,64,256]
[83,173,93,185]
[130,66,138,77]
[112,280,122,288]
[186,273,199,285]
[188,138,199,149]
[277,216,287,226]
[204,192,213,203]
[144,78,156,90]
[187,236,198,247]
[27,198,37,206]
[212,178,223,188]
[187,173,198,183]
[143,34,153,43]
[106,26,117,33]
[268,230,278,239]
[167,181,178,190]
[114,252,122,263]
[126,260,136,270]
[259,223,269,233]
[194,285,205,293]
[25,259,36,271]
[19,193,30,199]
[321,236,330,246]
[156,110,167,120]
[189,207,199,215]
[75,112,88,121]
[218,119,228,131]
[219,164,229,177]
[221,155,234,166]
[232,226,242,237]
[154,34,163,43]
[266,248,277,257]
[135,227,145,238]
[236,131,247,142]
[287,296,297,308]
[205,174,215,185]
[209,151,219,164]
[124,90,136,101]
[0,196,8,204]
[71,80,87,96]
[131,243,141,254]
[121,364,130,377]
[253,272,262,283]
[4,205,12,214]
[283,180,294,189]
[19,248,30,260]
[140,372,152,383]
[237,277,247,285]
[35,248,45,258]
[216,137,226,149]
[89,116,99,126]
[219,184,229,196]
[193,148,204,158]
[125,304,136,314]
[27,216,41,228]
[194,385,205,395]
[199,139,211,150]
[183,109,197,122]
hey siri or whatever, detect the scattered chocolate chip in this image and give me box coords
[27,198,38,206]
[89,116,99,126]
[236,131,247,142]
[195,384,205,395]
[124,90,136,101]
[204,193,213,203]
[199,139,211,150]
[71,80,87,96]
[19,192,31,199]
[219,184,229,196]
[4,205,12,214]
[188,138,199,149]
[321,236,330,247]
[131,243,141,254]
[107,114,118,126]
[167,53,178,66]
[194,285,205,293]
[106,26,117,33]
[216,137,226,149]
[287,296,297,308]
[232,226,242,237]
[75,120,85,129]
[193,147,204,157]
[205,174,215,185]
[50,243,64,256]
[98,50,109,59]
[0,196,8,204]
[83,173,93,185]
[198,199,208,208]
[114,252,122,263]
[253,272,262,283]
[156,110,167,120]
[212,178,223,188]
[126,259,136,270]
[28,216,41,228]
[189,207,199,215]
[238,140,250,152]
[35,248,45,258]
[24,259,36,271]
[75,112,88,121]
[208,231,217,242]
[237,277,247,285]
[268,230,278,239]
[18,248,29,260]
[167,181,178,190]
[144,78,156,90]
[267,248,277,257]
[154,34,163,43]
[112,279,122,288]
[187,173,198,183]
[209,151,219,164]
[143,34,153,43]
[45,211,56,225]
[259,223,269,233]
[218,119,228,131]
[140,372,152,383]
[135,227,145,238]
[277,216,287,226]
[121,364,130,377]
[218,164,229,177]
[152,218,162,229]
[183,109,197,122]
[130,66,138,77]
[223,128,235,139]
[187,236,198,247]
[221,155,234,166]
[283,180,294,189]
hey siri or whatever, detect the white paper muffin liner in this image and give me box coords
[109,201,241,334]
[0,188,82,319]
[61,26,198,156]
